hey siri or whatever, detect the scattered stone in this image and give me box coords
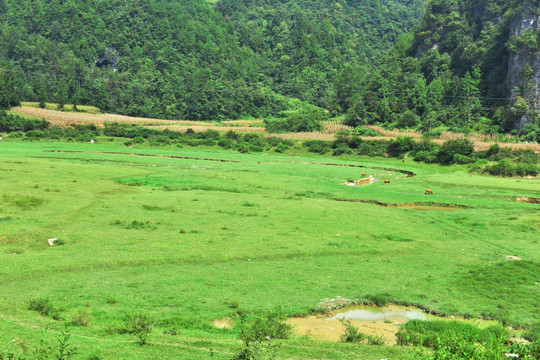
[342,175,376,187]
[506,255,522,261]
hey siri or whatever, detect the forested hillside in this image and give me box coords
[338,0,540,140]
[214,0,425,108]
[0,0,424,119]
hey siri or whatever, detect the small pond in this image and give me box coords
[288,305,499,345]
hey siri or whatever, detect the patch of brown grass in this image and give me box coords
[221,119,264,127]
[149,125,266,133]
[9,106,539,152]
[267,132,336,141]
[323,121,353,133]
[11,106,180,127]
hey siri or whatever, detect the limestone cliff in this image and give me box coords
[507,0,540,127]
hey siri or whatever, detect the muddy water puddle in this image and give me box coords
[288,305,498,345]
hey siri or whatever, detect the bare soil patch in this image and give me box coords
[334,198,469,211]
[212,318,233,329]
[516,197,540,204]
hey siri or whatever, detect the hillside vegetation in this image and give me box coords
[338,0,540,140]
[0,0,424,120]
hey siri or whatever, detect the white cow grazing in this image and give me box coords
[90,139,95,144]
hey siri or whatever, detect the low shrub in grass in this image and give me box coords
[121,312,156,345]
[339,319,386,345]
[148,135,171,146]
[69,309,91,327]
[237,306,292,341]
[523,323,540,343]
[365,293,390,307]
[396,320,507,348]
[27,297,61,320]
[232,314,279,360]
[339,319,367,343]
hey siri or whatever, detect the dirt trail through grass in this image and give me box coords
[43,150,241,163]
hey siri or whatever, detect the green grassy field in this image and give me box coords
[0,140,538,359]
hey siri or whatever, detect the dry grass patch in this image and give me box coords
[323,121,353,133]
[149,125,266,133]
[221,119,264,127]
[10,106,179,127]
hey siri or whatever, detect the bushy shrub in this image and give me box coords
[0,112,49,132]
[304,140,331,154]
[453,153,474,164]
[485,159,516,176]
[413,150,437,163]
[242,133,266,148]
[274,143,287,153]
[266,136,282,147]
[122,312,156,345]
[437,138,474,164]
[238,306,292,342]
[339,319,367,343]
[387,136,416,158]
[48,126,65,140]
[332,143,352,156]
[352,126,380,137]
[356,140,387,157]
[515,162,538,176]
[218,138,235,149]
[264,107,325,133]
[519,122,540,142]
[24,130,46,140]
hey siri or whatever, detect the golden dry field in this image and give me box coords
[9,106,540,152]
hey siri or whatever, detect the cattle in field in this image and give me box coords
[361,172,366,177]
[384,180,390,184]
[425,189,433,195]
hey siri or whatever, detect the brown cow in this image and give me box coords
[361,172,367,177]
[384,180,390,184]
[425,189,433,195]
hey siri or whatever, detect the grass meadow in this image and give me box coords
[0,140,538,359]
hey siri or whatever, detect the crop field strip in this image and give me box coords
[9,106,540,152]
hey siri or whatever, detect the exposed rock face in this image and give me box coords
[507,0,540,128]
